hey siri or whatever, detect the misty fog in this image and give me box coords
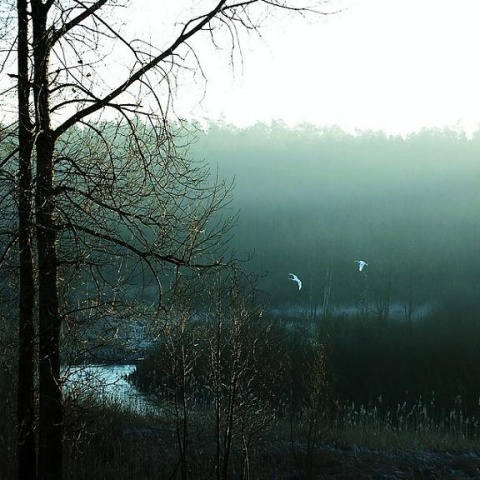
[192,123,480,318]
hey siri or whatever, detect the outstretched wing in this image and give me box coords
[288,273,302,290]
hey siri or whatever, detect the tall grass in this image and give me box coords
[58,392,480,479]
[330,394,480,450]
[2,306,480,478]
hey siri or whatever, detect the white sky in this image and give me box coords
[131,0,480,136]
[2,0,479,136]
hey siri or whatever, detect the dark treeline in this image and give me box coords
[192,122,480,313]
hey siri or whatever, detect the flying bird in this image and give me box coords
[355,260,368,272]
[288,273,302,290]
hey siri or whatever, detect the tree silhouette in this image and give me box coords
[0,1,336,478]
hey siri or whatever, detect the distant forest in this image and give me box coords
[192,123,480,315]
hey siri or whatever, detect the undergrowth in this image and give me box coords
[2,307,480,478]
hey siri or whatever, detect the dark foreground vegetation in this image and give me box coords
[2,303,480,479]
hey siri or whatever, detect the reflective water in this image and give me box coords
[63,364,157,415]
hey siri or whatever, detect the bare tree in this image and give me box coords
[188,272,281,480]
[0,1,338,479]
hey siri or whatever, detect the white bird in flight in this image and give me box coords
[355,260,368,272]
[288,273,302,290]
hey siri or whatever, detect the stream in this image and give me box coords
[63,364,157,415]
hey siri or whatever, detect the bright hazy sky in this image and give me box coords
[132,0,480,135]
[3,1,478,136]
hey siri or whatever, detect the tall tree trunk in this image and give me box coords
[36,130,63,480]
[17,0,37,478]
[32,4,63,478]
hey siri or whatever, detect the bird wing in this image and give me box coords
[288,273,302,289]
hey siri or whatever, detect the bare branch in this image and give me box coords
[54,0,231,137]
[70,223,228,270]
[50,0,109,46]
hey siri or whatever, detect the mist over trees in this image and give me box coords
[193,122,480,313]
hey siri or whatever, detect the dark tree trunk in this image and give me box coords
[32,3,64,478]
[17,0,37,478]
[36,130,63,480]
